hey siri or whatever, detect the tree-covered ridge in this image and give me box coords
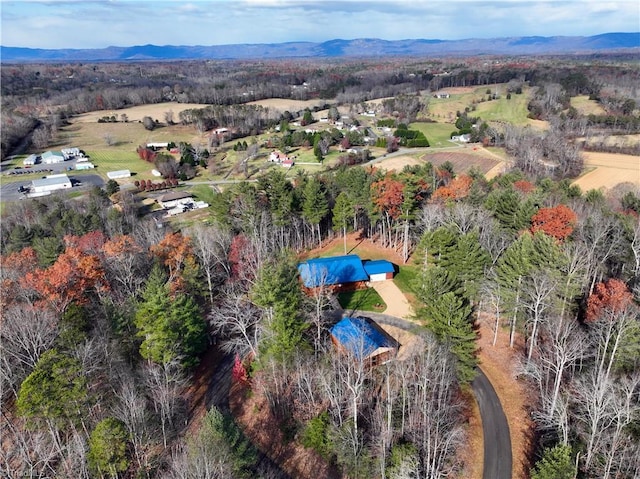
[1,149,639,478]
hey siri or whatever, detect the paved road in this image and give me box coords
[351,310,513,479]
[472,369,512,479]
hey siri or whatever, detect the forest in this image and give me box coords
[1,53,639,479]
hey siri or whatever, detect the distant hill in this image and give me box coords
[2,33,638,62]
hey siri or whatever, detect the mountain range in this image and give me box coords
[2,32,638,62]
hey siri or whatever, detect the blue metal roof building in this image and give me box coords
[363,260,395,276]
[298,254,369,288]
[330,316,398,363]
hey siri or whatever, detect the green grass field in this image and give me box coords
[409,122,456,148]
[337,288,386,312]
[85,150,157,180]
[570,95,607,116]
[474,93,530,125]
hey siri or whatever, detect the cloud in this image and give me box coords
[1,0,638,49]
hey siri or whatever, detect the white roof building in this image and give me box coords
[75,162,95,170]
[41,151,65,164]
[107,170,131,179]
[31,174,72,193]
[61,147,81,160]
[23,154,39,166]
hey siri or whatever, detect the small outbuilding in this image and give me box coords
[363,260,395,282]
[75,162,95,170]
[107,170,131,179]
[330,316,399,366]
[298,255,369,289]
[31,174,72,193]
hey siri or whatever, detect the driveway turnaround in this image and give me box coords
[371,280,414,319]
[472,369,512,479]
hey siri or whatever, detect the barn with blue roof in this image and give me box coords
[298,254,369,288]
[330,316,399,365]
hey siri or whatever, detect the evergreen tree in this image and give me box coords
[485,188,537,232]
[135,266,207,368]
[530,444,574,479]
[87,418,130,478]
[252,256,309,363]
[332,192,354,254]
[302,177,329,244]
[418,291,477,382]
[17,349,88,429]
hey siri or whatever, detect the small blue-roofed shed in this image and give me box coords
[363,260,395,282]
[330,316,399,365]
[298,254,369,288]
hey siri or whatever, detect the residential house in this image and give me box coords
[297,254,395,289]
[330,316,399,366]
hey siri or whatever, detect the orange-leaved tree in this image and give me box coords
[150,232,199,294]
[585,278,633,322]
[0,246,39,308]
[22,246,109,313]
[432,174,473,202]
[530,204,577,241]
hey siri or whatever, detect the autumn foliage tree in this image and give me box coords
[531,204,577,241]
[22,246,108,314]
[432,174,473,201]
[585,278,633,322]
[151,232,199,294]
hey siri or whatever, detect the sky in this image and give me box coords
[1,0,639,49]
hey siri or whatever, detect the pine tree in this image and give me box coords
[252,257,309,363]
[135,266,207,368]
[332,192,354,254]
[418,291,477,382]
[530,444,574,479]
[302,177,329,244]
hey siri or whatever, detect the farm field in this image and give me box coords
[73,102,211,123]
[421,150,502,176]
[572,151,640,191]
[374,155,423,172]
[247,98,330,112]
[474,93,530,125]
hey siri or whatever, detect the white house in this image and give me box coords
[269,150,290,163]
[158,191,194,209]
[107,170,131,179]
[146,142,169,149]
[31,174,72,193]
[23,154,38,166]
[41,151,65,164]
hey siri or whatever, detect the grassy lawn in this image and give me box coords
[337,288,386,312]
[474,93,530,125]
[189,184,217,204]
[570,95,606,116]
[393,264,418,296]
[85,150,157,180]
[409,122,456,148]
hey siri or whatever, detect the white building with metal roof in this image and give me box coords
[31,174,72,193]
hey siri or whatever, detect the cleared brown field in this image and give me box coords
[572,151,640,191]
[73,102,210,123]
[247,98,329,111]
[374,155,422,171]
[421,150,501,176]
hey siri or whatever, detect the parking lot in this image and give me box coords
[0,173,105,202]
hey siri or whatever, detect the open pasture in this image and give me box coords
[73,102,210,123]
[572,151,640,191]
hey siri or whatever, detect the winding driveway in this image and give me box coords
[472,368,512,479]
